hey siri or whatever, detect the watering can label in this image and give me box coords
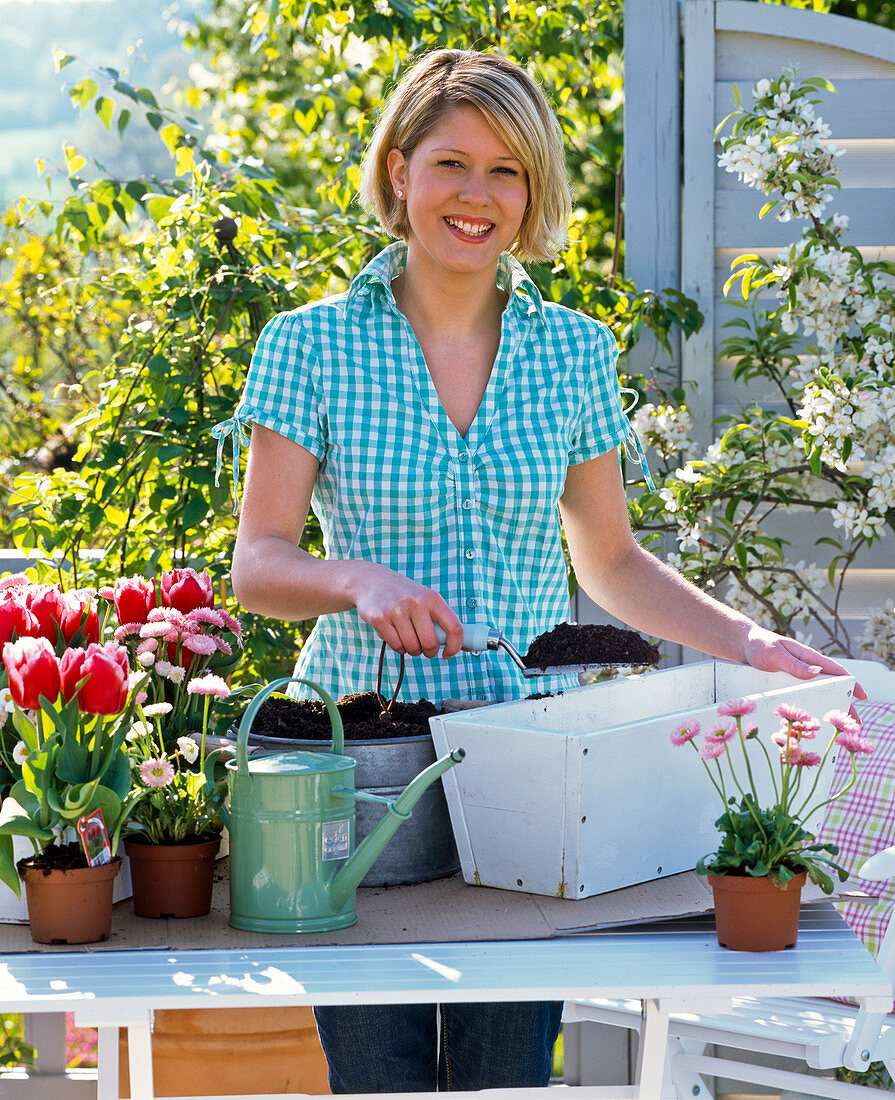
[322,819,351,861]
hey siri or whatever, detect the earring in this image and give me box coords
[396,189,404,199]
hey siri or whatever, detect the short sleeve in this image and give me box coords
[568,321,629,465]
[236,310,327,461]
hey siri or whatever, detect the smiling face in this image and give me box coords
[387,103,529,282]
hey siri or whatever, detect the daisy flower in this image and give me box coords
[186,674,231,699]
[670,720,700,746]
[717,698,757,718]
[12,741,29,766]
[177,736,200,764]
[139,759,175,787]
[700,741,727,760]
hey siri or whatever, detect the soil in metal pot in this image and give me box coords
[523,622,660,669]
[240,691,445,741]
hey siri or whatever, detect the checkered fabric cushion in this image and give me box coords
[816,701,895,1007]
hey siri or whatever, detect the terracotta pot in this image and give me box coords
[709,871,806,951]
[18,856,121,944]
[124,835,221,918]
[118,1007,330,1096]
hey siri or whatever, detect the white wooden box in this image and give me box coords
[428,662,856,899]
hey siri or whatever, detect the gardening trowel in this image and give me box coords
[434,623,630,680]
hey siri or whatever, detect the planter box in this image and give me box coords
[428,662,855,900]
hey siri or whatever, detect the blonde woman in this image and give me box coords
[222,49,858,1093]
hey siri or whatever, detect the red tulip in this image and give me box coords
[56,590,100,646]
[61,643,130,715]
[159,568,214,614]
[24,583,65,642]
[3,636,61,710]
[0,594,40,646]
[113,575,157,626]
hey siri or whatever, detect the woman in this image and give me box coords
[220,49,859,1093]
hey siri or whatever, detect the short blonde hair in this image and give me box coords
[359,50,572,263]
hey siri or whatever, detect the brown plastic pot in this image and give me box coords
[709,871,806,951]
[124,835,221,918]
[18,856,121,944]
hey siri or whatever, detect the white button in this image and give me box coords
[462,499,473,510]
[458,452,469,462]
[465,548,475,559]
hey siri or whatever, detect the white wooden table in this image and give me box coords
[0,904,891,1100]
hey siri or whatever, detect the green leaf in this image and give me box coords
[69,78,98,111]
[0,834,22,897]
[53,50,76,72]
[95,97,115,130]
[117,108,132,136]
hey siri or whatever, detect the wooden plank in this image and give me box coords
[622,0,681,380]
[681,0,718,446]
[715,81,895,140]
[717,30,895,81]
[716,0,895,66]
[716,187,895,247]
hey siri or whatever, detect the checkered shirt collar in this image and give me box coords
[343,241,544,323]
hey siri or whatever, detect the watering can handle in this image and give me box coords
[236,677,344,778]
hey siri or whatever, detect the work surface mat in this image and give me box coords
[0,859,720,953]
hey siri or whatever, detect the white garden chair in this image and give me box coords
[564,659,895,1099]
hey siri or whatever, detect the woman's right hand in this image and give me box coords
[345,561,464,659]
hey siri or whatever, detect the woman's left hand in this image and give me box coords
[742,624,867,719]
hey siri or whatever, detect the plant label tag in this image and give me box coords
[322,819,351,861]
[77,809,113,867]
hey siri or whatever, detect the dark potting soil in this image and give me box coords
[523,622,660,669]
[18,841,91,874]
[240,691,445,742]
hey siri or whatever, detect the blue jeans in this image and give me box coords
[314,1001,563,1092]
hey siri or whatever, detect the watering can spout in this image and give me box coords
[329,748,465,911]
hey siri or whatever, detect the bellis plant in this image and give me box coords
[100,567,243,747]
[671,698,874,891]
[124,674,231,844]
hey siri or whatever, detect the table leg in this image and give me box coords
[96,1025,120,1100]
[124,1017,155,1100]
[633,999,671,1100]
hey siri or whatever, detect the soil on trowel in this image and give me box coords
[239,691,444,742]
[523,622,660,669]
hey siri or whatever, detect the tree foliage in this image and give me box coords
[0,2,701,683]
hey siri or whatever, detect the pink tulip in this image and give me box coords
[159,568,214,614]
[113,575,157,626]
[0,594,40,646]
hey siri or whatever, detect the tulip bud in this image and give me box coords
[3,636,61,711]
[159,568,214,614]
[24,583,65,642]
[113,575,157,626]
[0,594,41,646]
[61,643,130,715]
[57,591,100,646]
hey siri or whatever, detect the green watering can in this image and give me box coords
[227,678,465,933]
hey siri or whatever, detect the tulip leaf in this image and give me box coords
[57,734,89,784]
[0,797,54,842]
[11,708,38,750]
[58,778,101,821]
[0,835,22,897]
[101,747,132,800]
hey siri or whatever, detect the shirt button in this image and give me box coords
[466,597,477,609]
[465,548,475,560]
[477,694,488,701]
[462,499,473,510]
[458,452,469,463]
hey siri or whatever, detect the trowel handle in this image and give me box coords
[434,623,528,671]
[434,622,499,653]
